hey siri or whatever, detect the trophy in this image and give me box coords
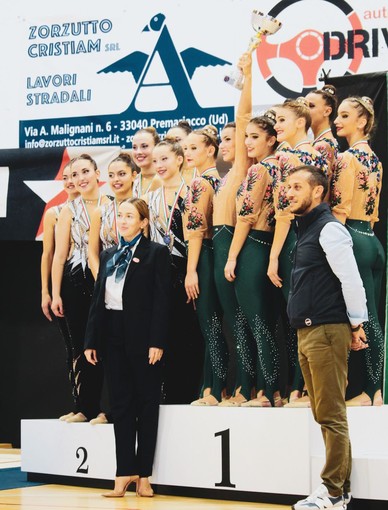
[224,10,282,90]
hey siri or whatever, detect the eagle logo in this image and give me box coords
[98,13,231,112]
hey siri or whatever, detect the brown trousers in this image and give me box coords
[298,323,352,497]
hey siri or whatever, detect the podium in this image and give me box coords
[21,405,388,505]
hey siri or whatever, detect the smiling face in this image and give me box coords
[286,170,323,216]
[117,201,148,241]
[245,122,275,161]
[183,133,213,169]
[71,158,100,196]
[132,132,155,169]
[274,107,300,145]
[219,127,236,163]
[108,161,136,199]
[152,145,183,181]
[334,100,367,140]
[62,164,79,199]
[305,92,332,132]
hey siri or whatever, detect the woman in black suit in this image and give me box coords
[84,198,171,498]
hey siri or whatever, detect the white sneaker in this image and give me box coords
[292,484,346,509]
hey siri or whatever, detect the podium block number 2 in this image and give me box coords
[214,429,235,488]
[76,447,89,474]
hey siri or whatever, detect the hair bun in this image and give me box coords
[295,96,309,107]
[177,120,191,129]
[362,96,374,107]
[322,84,336,96]
[263,109,276,123]
[203,124,218,138]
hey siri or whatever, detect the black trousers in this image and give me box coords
[61,262,104,420]
[103,310,162,477]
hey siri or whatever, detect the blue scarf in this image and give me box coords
[106,233,142,283]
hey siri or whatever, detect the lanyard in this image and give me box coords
[200,166,216,177]
[113,198,119,243]
[350,140,369,149]
[314,128,332,143]
[261,154,277,164]
[294,140,311,151]
[161,180,185,234]
[140,173,155,195]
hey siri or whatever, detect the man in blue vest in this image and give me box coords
[286,165,368,510]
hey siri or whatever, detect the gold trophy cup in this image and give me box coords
[224,10,282,90]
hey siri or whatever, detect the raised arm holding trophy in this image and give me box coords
[224,10,282,90]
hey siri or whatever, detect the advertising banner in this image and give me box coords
[0,0,387,149]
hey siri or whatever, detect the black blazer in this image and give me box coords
[84,235,171,354]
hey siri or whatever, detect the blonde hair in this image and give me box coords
[134,127,160,145]
[281,97,312,131]
[192,125,219,158]
[345,96,375,136]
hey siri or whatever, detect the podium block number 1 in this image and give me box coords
[214,429,236,488]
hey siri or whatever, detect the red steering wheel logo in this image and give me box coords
[257,0,363,97]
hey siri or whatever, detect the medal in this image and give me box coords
[161,180,185,251]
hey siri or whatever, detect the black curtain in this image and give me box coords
[325,71,388,399]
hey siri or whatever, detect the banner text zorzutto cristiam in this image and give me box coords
[27,20,112,57]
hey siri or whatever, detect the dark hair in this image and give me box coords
[249,109,279,151]
[222,121,236,130]
[61,159,73,175]
[154,140,184,170]
[344,96,375,137]
[192,125,219,158]
[289,165,328,199]
[281,97,312,132]
[71,153,97,171]
[165,121,192,143]
[134,127,160,145]
[176,120,192,135]
[109,152,139,174]
[309,84,338,123]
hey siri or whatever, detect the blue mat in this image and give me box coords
[0,468,44,490]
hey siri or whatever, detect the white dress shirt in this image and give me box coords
[104,237,141,311]
[319,222,368,327]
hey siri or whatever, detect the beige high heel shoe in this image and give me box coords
[136,477,154,497]
[102,475,139,497]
